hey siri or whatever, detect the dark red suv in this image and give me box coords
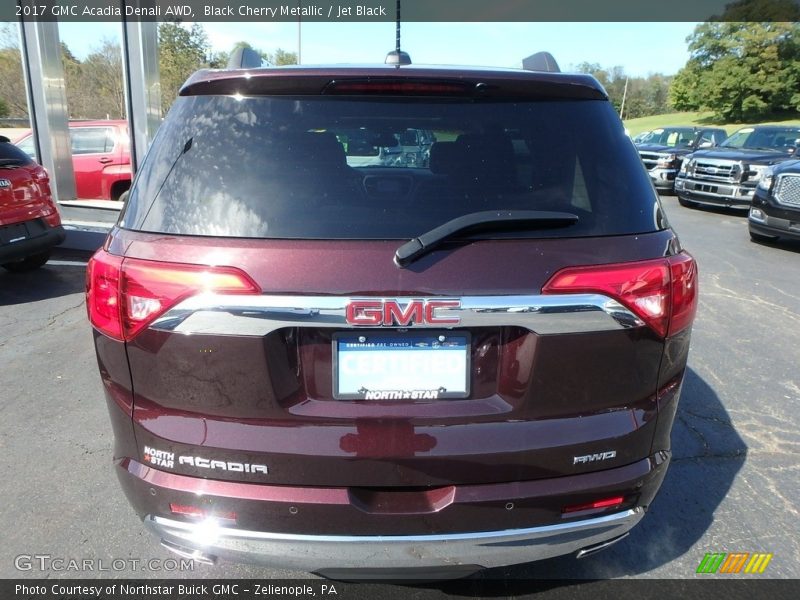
[86,64,698,576]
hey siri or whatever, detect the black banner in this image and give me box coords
[4,579,800,600]
[6,0,800,23]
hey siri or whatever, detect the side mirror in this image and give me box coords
[697,141,713,149]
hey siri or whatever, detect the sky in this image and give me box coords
[57,21,699,77]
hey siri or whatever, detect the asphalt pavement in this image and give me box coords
[0,196,798,592]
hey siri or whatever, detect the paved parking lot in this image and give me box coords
[0,196,798,586]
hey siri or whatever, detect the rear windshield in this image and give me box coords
[121,95,663,239]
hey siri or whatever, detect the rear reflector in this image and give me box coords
[542,253,698,338]
[562,496,625,514]
[169,503,236,523]
[86,249,260,341]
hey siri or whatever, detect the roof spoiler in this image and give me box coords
[227,47,266,69]
[522,52,561,73]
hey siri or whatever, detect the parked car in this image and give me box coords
[341,128,434,168]
[86,62,698,576]
[398,128,435,167]
[0,136,64,271]
[748,158,800,243]
[15,120,131,201]
[675,125,800,209]
[631,130,651,144]
[635,126,727,193]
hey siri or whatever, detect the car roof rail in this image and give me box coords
[522,51,561,73]
[227,46,267,70]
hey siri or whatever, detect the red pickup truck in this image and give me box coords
[15,120,131,201]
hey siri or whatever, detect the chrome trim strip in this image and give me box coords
[149,293,645,336]
[146,508,644,570]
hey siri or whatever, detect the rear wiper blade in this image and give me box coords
[394,209,579,268]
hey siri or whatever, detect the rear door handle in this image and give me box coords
[98,157,113,164]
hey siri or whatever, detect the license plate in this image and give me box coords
[0,223,28,244]
[333,331,470,400]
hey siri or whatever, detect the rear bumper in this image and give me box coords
[119,452,668,571]
[146,508,644,571]
[0,223,65,262]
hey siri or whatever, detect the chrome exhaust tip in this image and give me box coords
[575,532,630,559]
[160,539,217,566]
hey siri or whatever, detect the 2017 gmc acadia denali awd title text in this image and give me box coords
[86,62,698,577]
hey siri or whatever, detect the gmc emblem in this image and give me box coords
[346,299,461,326]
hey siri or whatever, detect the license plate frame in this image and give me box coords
[332,330,471,401]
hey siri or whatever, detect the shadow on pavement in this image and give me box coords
[421,368,747,595]
[0,251,89,306]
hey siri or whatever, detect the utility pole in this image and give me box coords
[297,1,302,64]
[619,76,629,119]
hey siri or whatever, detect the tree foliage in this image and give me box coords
[211,41,298,69]
[573,63,672,119]
[669,22,800,121]
[157,23,211,114]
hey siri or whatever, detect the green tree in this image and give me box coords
[0,97,8,118]
[80,40,125,119]
[669,22,800,121]
[0,48,28,117]
[268,48,298,66]
[158,23,210,114]
[573,63,672,118]
[61,42,86,118]
[212,41,298,69]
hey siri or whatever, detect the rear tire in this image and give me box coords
[2,250,51,272]
[749,229,778,244]
[678,196,698,209]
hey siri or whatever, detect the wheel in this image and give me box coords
[2,250,51,272]
[678,196,698,208]
[749,229,778,244]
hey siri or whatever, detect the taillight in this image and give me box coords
[86,251,124,340]
[542,253,698,338]
[86,249,260,342]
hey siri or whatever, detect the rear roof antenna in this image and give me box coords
[385,0,411,66]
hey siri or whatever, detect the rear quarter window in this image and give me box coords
[121,95,664,240]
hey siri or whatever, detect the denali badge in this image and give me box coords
[346,299,461,326]
[573,450,617,464]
